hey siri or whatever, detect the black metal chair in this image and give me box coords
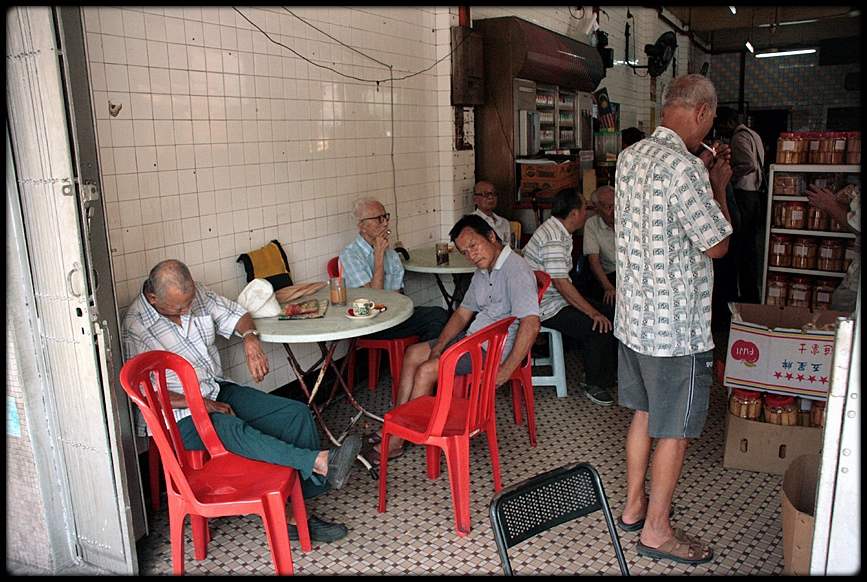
[489,461,630,576]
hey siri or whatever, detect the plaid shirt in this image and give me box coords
[121,282,245,436]
[614,126,732,356]
[521,216,573,320]
[340,234,405,291]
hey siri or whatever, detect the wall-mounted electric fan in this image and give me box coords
[626,31,678,77]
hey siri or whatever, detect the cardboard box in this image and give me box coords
[520,160,580,195]
[723,304,848,399]
[782,453,821,575]
[723,411,823,475]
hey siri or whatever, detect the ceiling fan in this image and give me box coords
[627,31,678,77]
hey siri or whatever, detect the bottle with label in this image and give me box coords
[768,234,792,267]
[843,238,858,271]
[764,394,797,426]
[807,206,829,231]
[782,201,807,230]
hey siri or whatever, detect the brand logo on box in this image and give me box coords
[731,339,760,367]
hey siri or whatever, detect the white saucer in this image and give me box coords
[345,308,379,320]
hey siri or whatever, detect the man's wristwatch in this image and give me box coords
[241,329,260,339]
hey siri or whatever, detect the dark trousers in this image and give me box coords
[733,188,765,304]
[366,305,448,342]
[542,299,617,390]
[178,382,330,499]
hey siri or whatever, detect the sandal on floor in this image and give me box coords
[617,506,676,533]
[360,432,382,453]
[637,527,713,565]
[359,445,403,467]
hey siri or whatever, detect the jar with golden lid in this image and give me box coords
[812,278,837,310]
[764,394,797,426]
[807,206,829,231]
[782,201,807,230]
[817,238,844,272]
[791,237,817,270]
[810,399,826,428]
[766,274,789,306]
[729,389,763,421]
[769,234,793,267]
[788,276,813,308]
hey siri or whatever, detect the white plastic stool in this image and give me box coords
[531,326,568,397]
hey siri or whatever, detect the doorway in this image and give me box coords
[748,109,789,167]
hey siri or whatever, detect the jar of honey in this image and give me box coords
[807,206,829,231]
[766,274,788,306]
[791,237,817,270]
[729,388,763,421]
[764,394,797,426]
[768,234,793,267]
[810,399,826,428]
[812,278,837,310]
[782,201,807,230]
[817,238,844,272]
[788,276,812,308]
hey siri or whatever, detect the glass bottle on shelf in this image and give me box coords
[766,274,789,306]
[769,235,792,267]
[787,276,813,308]
[791,237,817,270]
[812,278,837,310]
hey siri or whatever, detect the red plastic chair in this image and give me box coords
[454,271,548,447]
[120,350,311,575]
[328,256,419,404]
[377,316,515,536]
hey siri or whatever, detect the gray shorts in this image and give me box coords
[428,331,476,376]
[617,343,714,439]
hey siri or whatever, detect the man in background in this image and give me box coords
[523,188,617,407]
[714,106,765,303]
[583,185,617,306]
[472,180,512,245]
[340,197,447,342]
[614,74,733,565]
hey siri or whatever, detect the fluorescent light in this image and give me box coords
[757,19,817,27]
[729,6,737,15]
[745,40,754,53]
[755,48,816,58]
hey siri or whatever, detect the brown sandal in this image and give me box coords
[637,527,713,565]
[360,445,404,467]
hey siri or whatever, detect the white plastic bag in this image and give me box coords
[237,278,281,318]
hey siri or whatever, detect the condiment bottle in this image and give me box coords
[764,394,797,426]
[729,389,763,421]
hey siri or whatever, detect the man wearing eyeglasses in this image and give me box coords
[339,197,447,342]
[472,181,512,245]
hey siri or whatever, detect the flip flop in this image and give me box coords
[360,445,404,467]
[617,506,676,533]
[637,527,713,565]
[360,432,382,454]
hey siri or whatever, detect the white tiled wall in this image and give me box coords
[78,6,696,390]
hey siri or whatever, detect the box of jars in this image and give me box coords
[723,304,847,399]
[723,393,824,475]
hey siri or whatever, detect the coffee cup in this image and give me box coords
[352,298,375,317]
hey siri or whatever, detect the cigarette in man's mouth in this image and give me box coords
[701,143,717,156]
